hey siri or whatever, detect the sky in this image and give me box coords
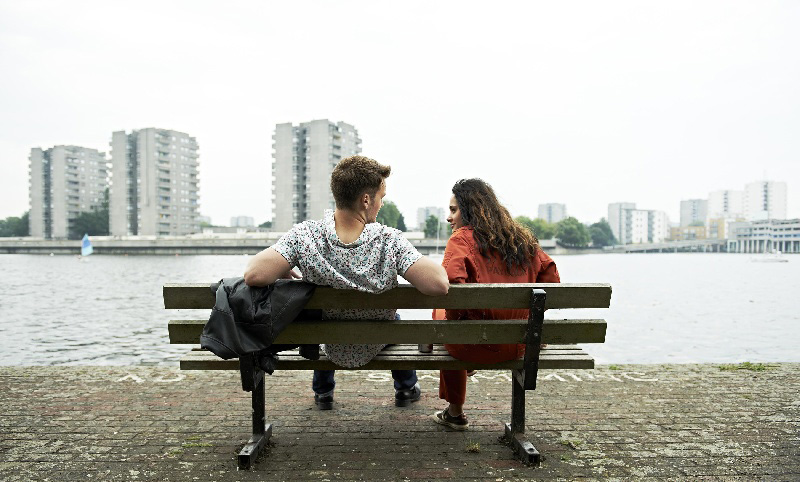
[1,1,798,227]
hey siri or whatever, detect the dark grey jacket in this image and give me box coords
[200,277,319,360]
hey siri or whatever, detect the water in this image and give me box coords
[0,253,797,366]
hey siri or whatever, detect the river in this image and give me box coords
[0,253,797,365]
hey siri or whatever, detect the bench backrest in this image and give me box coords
[165,283,610,345]
[164,283,611,310]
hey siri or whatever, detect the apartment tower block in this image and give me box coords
[537,203,567,224]
[29,145,109,239]
[109,128,200,236]
[272,120,361,232]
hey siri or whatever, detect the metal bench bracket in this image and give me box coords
[503,288,546,466]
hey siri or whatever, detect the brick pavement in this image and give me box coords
[0,364,798,481]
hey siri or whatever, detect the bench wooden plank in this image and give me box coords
[178,345,595,370]
[163,283,612,310]
[168,318,607,344]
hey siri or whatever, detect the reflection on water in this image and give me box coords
[1,253,797,365]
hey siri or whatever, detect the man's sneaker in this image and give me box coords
[433,409,469,430]
[314,392,334,410]
[394,383,421,407]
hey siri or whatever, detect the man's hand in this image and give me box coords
[244,247,293,286]
[281,269,302,280]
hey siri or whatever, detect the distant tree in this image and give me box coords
[396,213,407,232]
[515,216,555,240]
[424,215,440,238]
[69,189,109,239]
[443,221,452,236]
[200,221,214,228]
[689,220,705,227]
[376,200,406,230]
[555,216,591,247]
[588,218,617,247]
[258,221,272,229]
[0,211,29,237]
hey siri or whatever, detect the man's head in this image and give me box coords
[330,155,391,220]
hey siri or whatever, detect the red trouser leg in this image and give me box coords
[439,369,467,405]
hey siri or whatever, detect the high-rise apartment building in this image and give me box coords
[608,202,636,244]
[679,199,708,227]
[537,203,567,224]
[29,145,109,239]
[109,128,199,236]
[744,181,787,221]
[608,202,670,244]
[272,120,361,232]
[707,189,744,220]
[648,210,670,243]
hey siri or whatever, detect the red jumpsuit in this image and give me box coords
[436,226,560,405]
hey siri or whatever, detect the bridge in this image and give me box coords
[620,239,726,253]
[0,235,450,256]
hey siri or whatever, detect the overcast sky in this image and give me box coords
[1,1,798,227]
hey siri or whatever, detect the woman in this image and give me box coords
[433,179,560,430]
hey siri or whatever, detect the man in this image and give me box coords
[244,155,449,409]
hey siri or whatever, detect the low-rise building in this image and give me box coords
[669,225,706,241]
[417,206,446,230]
[726,218,800,253]
[230,216,255,228]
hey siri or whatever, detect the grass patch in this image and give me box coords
[560,455,571,462]
[166,449,183,457]
[608,365,622,370]
[560,439,583,449]
[718,362,777,372]
[182,442,213,448]
[186,435,203,441]
[465,440,481,453]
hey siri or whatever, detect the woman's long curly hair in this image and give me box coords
[452,178,540,274]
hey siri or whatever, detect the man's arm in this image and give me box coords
[244,247,292,286]
[402,256,449,296]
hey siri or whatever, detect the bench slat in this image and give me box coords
[178,345,595,370]
[168,318,607,344]
[164,283,611,310]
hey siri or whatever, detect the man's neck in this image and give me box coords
[333,209,368,244]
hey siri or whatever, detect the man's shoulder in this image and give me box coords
[287,219,324,235]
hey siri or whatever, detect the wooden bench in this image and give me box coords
[164,283,611,469]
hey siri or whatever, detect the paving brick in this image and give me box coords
[0,364,798,480]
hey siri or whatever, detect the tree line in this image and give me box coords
[514,216,617,248]
[1,196,616,248]
[418,213,617,248]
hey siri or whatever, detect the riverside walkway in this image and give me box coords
[1,364,798,480]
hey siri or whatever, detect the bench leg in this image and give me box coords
[503,369,540,466]
[237,371,272,470]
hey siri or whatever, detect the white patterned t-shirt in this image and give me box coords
[272,210,422,368]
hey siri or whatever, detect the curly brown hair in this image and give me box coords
[452,178,540,274]
[330,155,391,209]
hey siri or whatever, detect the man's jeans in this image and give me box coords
[313,367,418,395]
[313,312,416,396]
